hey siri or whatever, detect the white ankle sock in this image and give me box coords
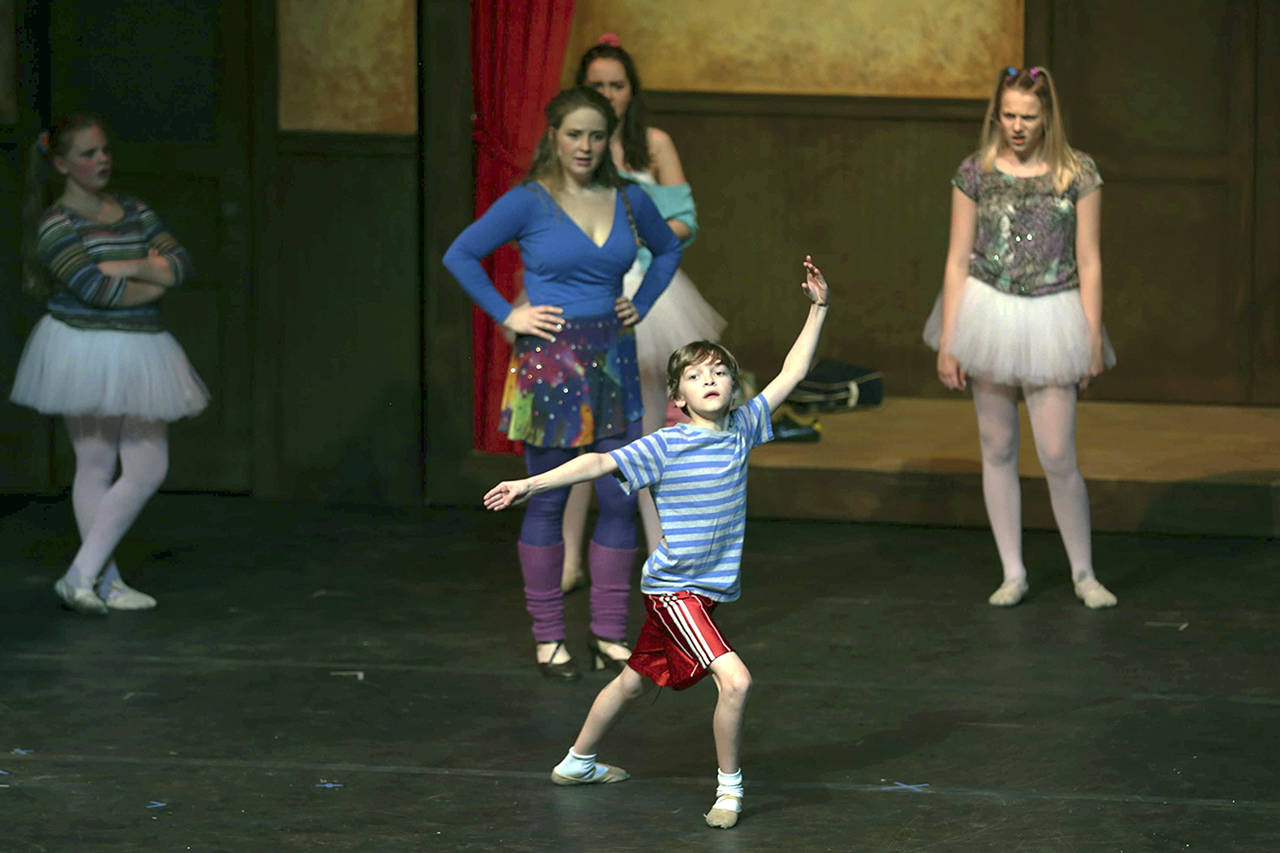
[556,748,605,781]
[714,768,743,811]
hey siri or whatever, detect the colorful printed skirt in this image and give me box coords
[499,312,643,448]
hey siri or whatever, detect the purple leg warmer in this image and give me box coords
[518,541,566,642]
[588,540,636,640]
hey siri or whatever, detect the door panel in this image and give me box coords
[1050,0,1257,403]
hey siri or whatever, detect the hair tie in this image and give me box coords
[36,130,50,154]
[1005,66,1018,78]
[597,33,621,47]
[1028,66,1043,80]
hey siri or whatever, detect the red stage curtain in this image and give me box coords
[468,0,577,452]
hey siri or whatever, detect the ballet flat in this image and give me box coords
[550,762,629,785]
[1074,578,1117,609]
[988,579,1028,607]
[705,794,742,829]
[54,578,109,616]
[101,580,157,611]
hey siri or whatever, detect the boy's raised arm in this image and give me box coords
[760,255,831,413]
[484,452,620,511]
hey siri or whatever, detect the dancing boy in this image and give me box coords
[484,256,831,829]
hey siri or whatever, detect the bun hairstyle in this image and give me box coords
[977,66,1081,193]
[574,34,650,171]
[21,113,106,297]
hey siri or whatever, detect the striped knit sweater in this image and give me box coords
[39,194,193,332]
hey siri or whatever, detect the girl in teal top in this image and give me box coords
[558,35,728,615]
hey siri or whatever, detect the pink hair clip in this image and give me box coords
[597,33,621,47]
[1028,66,1043,79]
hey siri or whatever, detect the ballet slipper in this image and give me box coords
[1074,578,1117,609]
[550,763,629,785]
[704,794,742,829]
[988,578,1029,607]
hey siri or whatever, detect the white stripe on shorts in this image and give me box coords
[661,595,717,666]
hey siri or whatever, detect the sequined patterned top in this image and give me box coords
[952,151,1102,297]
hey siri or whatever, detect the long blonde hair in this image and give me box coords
[977,66,1080,194]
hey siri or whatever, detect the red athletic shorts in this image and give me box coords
[627,590,733,691]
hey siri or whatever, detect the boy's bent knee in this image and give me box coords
[614,666,649,700]
[710,655,751,700]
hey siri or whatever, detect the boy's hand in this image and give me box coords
[801,255,829,307]
[484,479,533,511]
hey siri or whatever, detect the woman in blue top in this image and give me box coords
[444,87,681,678]
[11,114,208,616]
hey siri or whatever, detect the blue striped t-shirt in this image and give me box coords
[609,394,773,602]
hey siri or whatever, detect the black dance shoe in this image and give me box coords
[536,641,581,681]
[587,635,632,673]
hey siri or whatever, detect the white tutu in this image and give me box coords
[10,315,210,421]
[923,276,1117,386]
[626,263,726,374]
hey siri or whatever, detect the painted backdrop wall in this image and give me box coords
[563,0,1023,97]
[277,0,416,133]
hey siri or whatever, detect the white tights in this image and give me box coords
[63,415,169,589]
[971,380,1096,585]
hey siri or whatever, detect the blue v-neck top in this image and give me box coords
[444,182,681,323]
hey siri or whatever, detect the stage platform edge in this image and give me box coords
[747,398,1279,537]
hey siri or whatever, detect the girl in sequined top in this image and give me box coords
[444,88,681,678]
[923,66,1118,610]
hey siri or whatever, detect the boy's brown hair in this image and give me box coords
[666,341,741,403]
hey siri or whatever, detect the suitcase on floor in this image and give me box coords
[785,359,884,413]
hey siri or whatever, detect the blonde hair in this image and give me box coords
[666,341,740,402]
[977,66,1081,194]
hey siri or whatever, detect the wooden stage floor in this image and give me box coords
[2,497,1278,850]
[749,399,1280,537]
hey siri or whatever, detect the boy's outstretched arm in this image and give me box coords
[760,255,831,413]
[484,452,620,511]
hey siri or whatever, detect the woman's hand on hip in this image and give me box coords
[615,296,639,326]
[937,350,967,391]
[503,303,564,341]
